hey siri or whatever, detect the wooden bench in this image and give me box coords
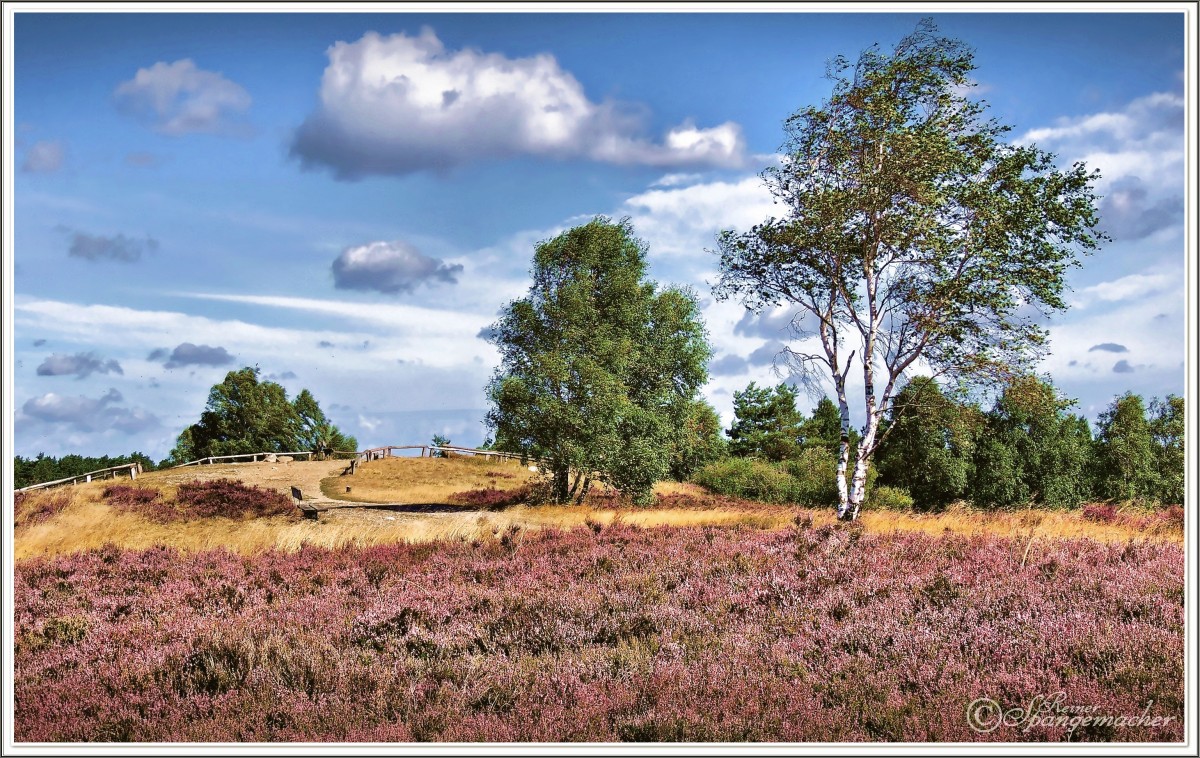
[291,486,319,520]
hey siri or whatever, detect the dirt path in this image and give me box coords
[143,460,349,503]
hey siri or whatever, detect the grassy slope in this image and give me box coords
[12,456,1181,559]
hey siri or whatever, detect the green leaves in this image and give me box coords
[486,218,711,504]
[172,367,354,461]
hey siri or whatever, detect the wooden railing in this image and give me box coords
[16,462,142,493]
[354,444,542,466]
[170,450,361,467]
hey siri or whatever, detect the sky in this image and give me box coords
[6,7,1191,462]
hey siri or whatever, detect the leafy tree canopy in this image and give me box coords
[170,367,356,462]
[486,217,711,504]
[713,19,1106,519]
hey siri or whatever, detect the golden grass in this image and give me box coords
[12,458,1180,559]
[321,455,537,504]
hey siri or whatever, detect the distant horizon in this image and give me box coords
[8,8,1190,462]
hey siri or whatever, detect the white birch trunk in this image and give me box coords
[834,380,854,519]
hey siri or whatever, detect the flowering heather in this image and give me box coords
[13,492,71,527]
[14,525,1182,743]
[449,484,534,510]
[175,479,293,519]
[99,479,293,522]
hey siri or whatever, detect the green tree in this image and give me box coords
[1094,392,1158,502]
[669,398,728,481]
[1149,395,1185,504]
[875,377,982,510]
[713,19,1105,519]
[293,389,357,457]
[971,375,1094,509]
[171,367,353,461]
[800,397,844,455]
[486,217,711,505]
[727,382,806,461]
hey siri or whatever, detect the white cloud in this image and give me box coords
[1019,91,1184,242]
[22,140,65,173]
[290,28,746,177]
[619,175,778,259]
[1068,272,1175,309]
[332,240,463,294]
[19,388,160,434]
[114,59,251,136]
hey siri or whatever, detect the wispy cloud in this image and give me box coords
[115,59,251,136]
[22,140,66,173]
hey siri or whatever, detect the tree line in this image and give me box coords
[717,376,1183,509]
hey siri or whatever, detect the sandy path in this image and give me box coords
[143,460,349,503]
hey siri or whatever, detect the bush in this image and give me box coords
[781,448,840,506]
[449,485,533,510]
[691,458,799,503]
[14,491,71,526]
[867,485,914,511]
[1082,503,1118,524]
[175,479,293,520]
[103,485,181,522]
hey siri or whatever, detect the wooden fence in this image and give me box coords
[16,462,142,493]
[353,444,543,466]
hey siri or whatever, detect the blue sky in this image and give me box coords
[8,9,1189,461]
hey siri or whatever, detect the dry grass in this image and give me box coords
[321,455,537,504]
[12,457,1180,559]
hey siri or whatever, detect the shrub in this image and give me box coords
[781,448,841,506]
[175,479,293,520]
[103,484,182,522]
[1082,503,1118,524]
[449,484,532,510]
[14,491,71,526]
[867,485,914,511]
[691,457,798,503]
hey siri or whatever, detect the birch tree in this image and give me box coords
[713,20,1106,520]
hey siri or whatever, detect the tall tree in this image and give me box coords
[713,19,1106,519]
[172,367,353,461]
[486,217,710,504]
[1149,395,1185,505]
[971,375,1094,509]
[293,389,357,457]
[1094,392,1158,503]
[875,377,982,509]
[726,382,806,461]
[669,398,728,481]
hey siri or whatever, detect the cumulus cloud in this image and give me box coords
[332,239,463,294]
[22,140,66,173]
[1113,360,1135,374]
[114,59,251,136]
[1087,343,1128,354]
[619,176,776,259]
[748,340,789,367]
[19,388,160,434]
[36,352,124,379]
[476,325,498,342]
[290,29,746,177]
[66,230,158,263]
[160,343,235,369]
[733,307,812,340]
[1020,91,1183,239]
[266,370,298,381]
